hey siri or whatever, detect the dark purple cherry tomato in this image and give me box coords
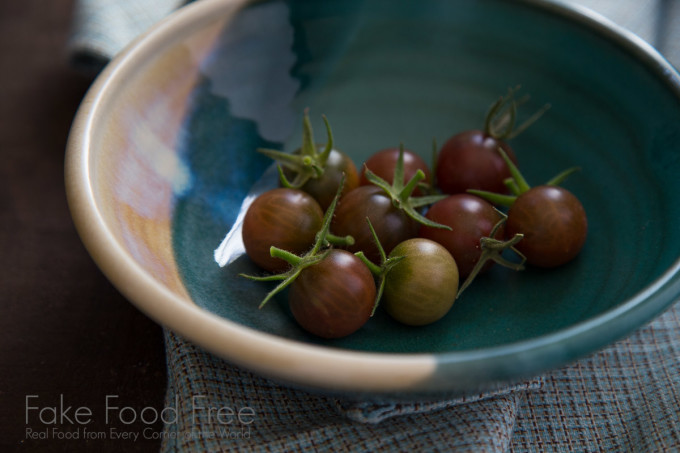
[360,147,431,195]
[287,148,360,211]
[242,188,323,273]
[419,194,505,278]
[436,130,517,195]
[506,185,587,268]
[383,238,459,326]
[288,249,376,338]
[332,185,419,263]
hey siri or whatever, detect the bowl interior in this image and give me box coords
[89,0,680,357]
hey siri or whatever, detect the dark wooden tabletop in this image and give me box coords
[0,2,168,452]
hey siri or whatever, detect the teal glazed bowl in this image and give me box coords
[66,0,680,396]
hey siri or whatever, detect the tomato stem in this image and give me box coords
[275,165,296,188]
[507,102,551,139]
[485,86,518,139]
[367,216,388,263]
[363,145,450,230]
[355,251,382,276]
[317,114,334,165]
[269,247,303,266]
[546,166,580,186]
[399,169,426,201]
[504,177,521,196]
[244,268,302,309]
[357,218,407,316]
[484,86,549,140]
[240,175,348,309]
[301,108,317,159]
[371,255,405,316]
[393,143,406,191]
[467,189,517,207]
[311,176,344,254]
[470,152,582,209]
[472,144,584,216]
[457,232,526,299]
[257,109,336,189]
[498,147,531,193]
[325,232,355,247]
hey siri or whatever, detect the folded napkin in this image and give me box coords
[67,0,680,451]
[161,304,680,452]
[162,330,546,452]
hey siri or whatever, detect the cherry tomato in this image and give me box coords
[436,130,517,195]
[506,185,587,268]
[360,147,431,195]
[419,194,505,278]
[332,185,419,263]
[242,188,323,272]
[288,249,376,338]
[293,148,359,211]
[382,238,459,326]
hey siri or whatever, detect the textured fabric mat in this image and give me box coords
[160,304,680,452]
[511,303,680,451]
[161,329,545,452]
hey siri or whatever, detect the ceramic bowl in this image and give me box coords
[66,0,680,396]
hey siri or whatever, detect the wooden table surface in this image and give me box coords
[0,2,167,451]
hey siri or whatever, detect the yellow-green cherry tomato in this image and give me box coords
[383,238,459,326]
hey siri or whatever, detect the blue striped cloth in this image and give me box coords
[68,0,680,451]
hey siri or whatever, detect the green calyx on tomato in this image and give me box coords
[469,148,588,269]
[484,86,551,141]
[354,218,406,315]
[258,109,335,189]
[456,212,525,298]
[468,148,580,206]
[363,143,451,230]
[240,175,352,308]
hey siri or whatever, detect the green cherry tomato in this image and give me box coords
[383,238,459,326]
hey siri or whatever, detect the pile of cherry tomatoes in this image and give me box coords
[240,89,588,339]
